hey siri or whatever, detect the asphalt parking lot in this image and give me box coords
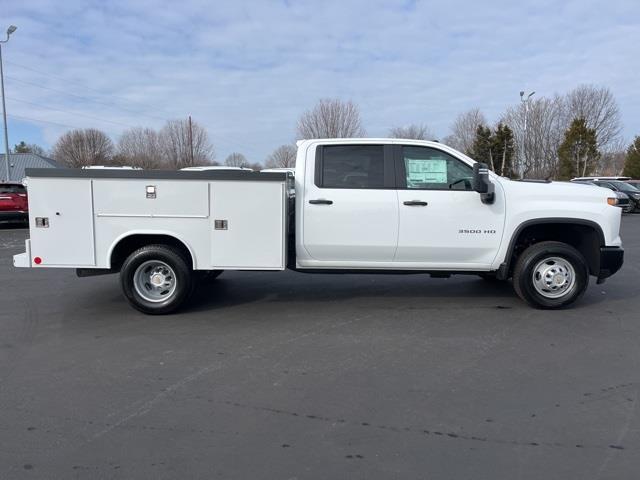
[1,217,639,479]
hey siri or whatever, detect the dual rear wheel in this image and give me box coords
[120,244,222,314]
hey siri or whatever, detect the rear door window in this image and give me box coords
[318,145,386,189]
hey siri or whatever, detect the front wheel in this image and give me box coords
[120,244,194,314]
[512,241,589,309]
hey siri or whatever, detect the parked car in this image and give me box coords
[0,182,29,225]
[571,180,633,212]
[591,180,640,212]
[572,176,631,182]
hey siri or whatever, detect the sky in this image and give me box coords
[1,0,639,163]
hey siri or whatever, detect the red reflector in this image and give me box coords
[34,257,42,265]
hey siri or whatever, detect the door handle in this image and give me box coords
[403,200,428,206]
[309,199,333,205]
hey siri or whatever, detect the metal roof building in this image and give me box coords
[1,153,60,183]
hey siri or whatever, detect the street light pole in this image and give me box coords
[1,25,17,182]
[519,90,535,178]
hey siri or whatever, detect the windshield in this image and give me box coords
[0,184,26,194]
[610,181,640,193]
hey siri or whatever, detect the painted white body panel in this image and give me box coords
[210,181,286,269]
[93,179,210,218]
[394,186,505,267]
[294,139,620,271]
[302,175,399,261]
[16,138,621,276]
[26,178,96,266]
[23,177,287,271]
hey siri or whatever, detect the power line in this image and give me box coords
[6,60,175,118]
[4,68,270,159]
[8,97,137,128]
[6,75,263,156]
[8,113,86,130]
[6,76,168,123]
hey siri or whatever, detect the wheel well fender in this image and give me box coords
[498,218,604,279]
[108,232,195,271]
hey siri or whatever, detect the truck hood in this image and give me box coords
[498,178,612,202]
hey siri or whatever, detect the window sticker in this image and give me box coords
[405,158,447,184]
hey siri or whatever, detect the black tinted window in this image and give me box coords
[321,145,385,189]
[0,184,26,194]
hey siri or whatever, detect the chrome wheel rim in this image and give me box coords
[532,256,576,299]
[133,260,177,303]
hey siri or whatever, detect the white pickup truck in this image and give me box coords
[14,139,624,313]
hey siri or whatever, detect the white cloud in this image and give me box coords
[2,0,639,160]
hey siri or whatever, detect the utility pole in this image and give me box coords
[519,90,535,178]
[0,26,17,182]
[188,115,194,166]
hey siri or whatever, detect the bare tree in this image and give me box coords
[598,137,627,176]
[265,144,297,168]
[565,85,622,149]
[160,118,214,169]
[501,95,566,178]
[117,127,165,169]
[51,128,114,168]
[224,152,249,167]
[388,124,434,140]
[443,108,487,153]
[296,98,365,139]
[28,144,47,156]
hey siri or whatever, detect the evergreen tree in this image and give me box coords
[469,125,495,170]
[13,141,45,155]
[557,118,599,180]
[622,136,640,179]
[468,124,515,177]
[493,123,515,177]
[14,141,30,153]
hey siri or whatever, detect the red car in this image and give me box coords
[0,182,29,225]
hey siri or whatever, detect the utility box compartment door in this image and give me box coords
[93,180,209,217]
[211,181,286,269]
[28,178,95,266]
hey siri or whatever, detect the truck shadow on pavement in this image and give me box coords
[184,272,530,315]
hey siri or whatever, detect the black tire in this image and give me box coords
[512,241,589,309]
[120,244,194,315]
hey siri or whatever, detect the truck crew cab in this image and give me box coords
[14,139,624,314]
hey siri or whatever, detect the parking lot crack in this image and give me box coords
[221,399,629,452]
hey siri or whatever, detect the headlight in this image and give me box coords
[607,197,619,206]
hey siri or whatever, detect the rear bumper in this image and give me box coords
[0,211,28,223]
[597,246,624,283]
[13,239,31,268]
